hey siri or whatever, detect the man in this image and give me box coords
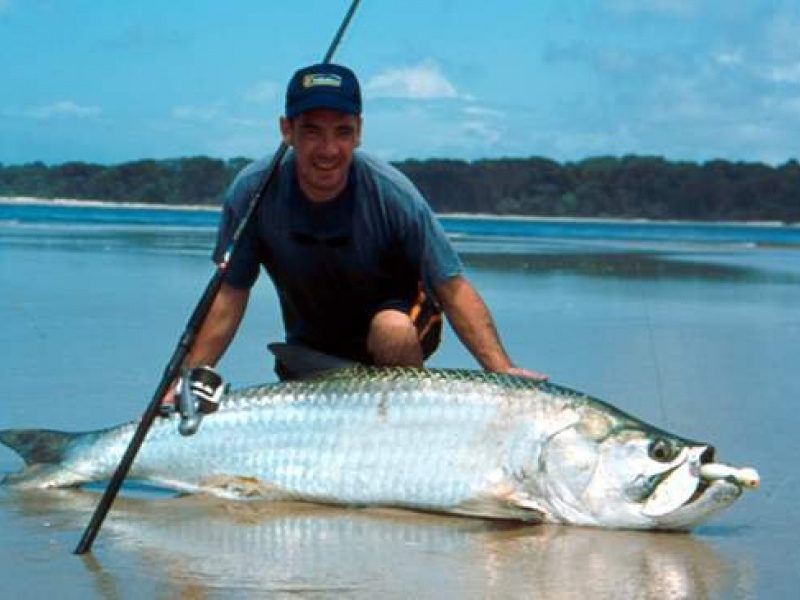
[175,63,544,388]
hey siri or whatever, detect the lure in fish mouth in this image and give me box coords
[0,366,759,531]
[639,442,758,529]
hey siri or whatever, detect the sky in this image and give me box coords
[1,0,799,166]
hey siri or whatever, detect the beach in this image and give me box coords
[1,205,799,598]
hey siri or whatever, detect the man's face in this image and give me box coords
[281,109,362,202]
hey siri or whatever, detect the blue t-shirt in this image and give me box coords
[213,150,463,360]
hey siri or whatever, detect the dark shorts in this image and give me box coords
[275,283,443,380]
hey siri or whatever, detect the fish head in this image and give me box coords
[540,406,746,530]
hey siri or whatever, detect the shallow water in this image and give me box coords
[1,219,798,599]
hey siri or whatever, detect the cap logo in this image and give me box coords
[302,73,343,89]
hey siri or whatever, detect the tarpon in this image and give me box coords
[0,367,758,530]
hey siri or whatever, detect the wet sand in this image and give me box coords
[1,223,798,599]
[1,491,753,599]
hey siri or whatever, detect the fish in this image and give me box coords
[0,366,758,530]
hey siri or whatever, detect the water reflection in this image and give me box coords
[4,489,751,599]
[462,247,800,283]
[0,224,216,257]
[6,223,797,285]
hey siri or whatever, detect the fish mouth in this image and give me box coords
[684,446,719,505]
[641,446,715,517]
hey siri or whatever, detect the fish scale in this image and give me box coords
[134,370,536,506]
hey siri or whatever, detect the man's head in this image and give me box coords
[281,64,363,203]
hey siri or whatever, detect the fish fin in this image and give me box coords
[0,429,89,488]
[198,474,294,500]
[268,342,359,379]
[452,492,548,523]
[0,429,75,466]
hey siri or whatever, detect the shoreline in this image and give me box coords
[438,212,798,228]
[1,195,797,228]
[0,195,220,212]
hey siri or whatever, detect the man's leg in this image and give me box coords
[367,309,424,367]
[367,285,444,367]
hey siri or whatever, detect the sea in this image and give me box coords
[1,198,798,599]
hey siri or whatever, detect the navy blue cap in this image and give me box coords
[285,63,362,119]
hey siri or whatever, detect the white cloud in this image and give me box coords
[462,105,505,119]
[763,11,800,61]
[171,105,221,122]
[227,116,267,129]
[243,80,279,104]
[761,94,800,118]
[22,101,100,119]
[604,0,698,19]
[364,99,510,161]
[460,119,502,146]
[766,63,800,84]
[457,105,506,147]
[714,50,744,67]
[365,61,461,100]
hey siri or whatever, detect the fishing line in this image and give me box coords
[642,289,669,426]
[74,0,363,555]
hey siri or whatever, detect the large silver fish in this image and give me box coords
[0,367,758,530]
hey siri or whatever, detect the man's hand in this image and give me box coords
[159,381,180,416]
[507,366,548,381]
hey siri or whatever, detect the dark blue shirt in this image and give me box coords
[213,150,463,361]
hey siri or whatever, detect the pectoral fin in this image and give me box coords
[197,475,293,500]
[452,491,547,523]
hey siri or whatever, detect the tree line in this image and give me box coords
[0,157,250,207]
[1,155,798,222]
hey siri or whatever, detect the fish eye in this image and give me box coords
[648,438,679,463]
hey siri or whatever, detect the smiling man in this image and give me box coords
[177,63,544,383]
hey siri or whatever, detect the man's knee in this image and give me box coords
[367,309,423,367]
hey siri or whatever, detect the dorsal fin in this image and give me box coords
[268,342,359,380]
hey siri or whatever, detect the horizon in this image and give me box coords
[2,152,798,170]
[2,1,800,166]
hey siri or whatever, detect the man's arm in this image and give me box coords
[185,282,251,369]
[435,275,547,379]
[162,283,250,406]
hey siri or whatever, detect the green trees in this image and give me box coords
[395,156,799,222]
[0,157,246,206]
[1,155,797,222]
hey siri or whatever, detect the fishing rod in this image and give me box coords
[74,0,362,555]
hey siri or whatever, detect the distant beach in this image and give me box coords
[0,195,220,212]
[2,195,798,229]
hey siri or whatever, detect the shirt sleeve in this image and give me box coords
[212,164,265,290]
[356,150,464,292]
[362,153,463,291]
[403,195,464,292]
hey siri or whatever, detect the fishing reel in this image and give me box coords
[176,365,226,436]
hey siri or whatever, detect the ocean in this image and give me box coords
[1,199,798,599]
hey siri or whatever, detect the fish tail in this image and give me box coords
[0,429,75,465]
[0,428,86,488]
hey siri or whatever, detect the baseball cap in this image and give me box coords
[285,63,362,119]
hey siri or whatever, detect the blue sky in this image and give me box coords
[1,0,799,165]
